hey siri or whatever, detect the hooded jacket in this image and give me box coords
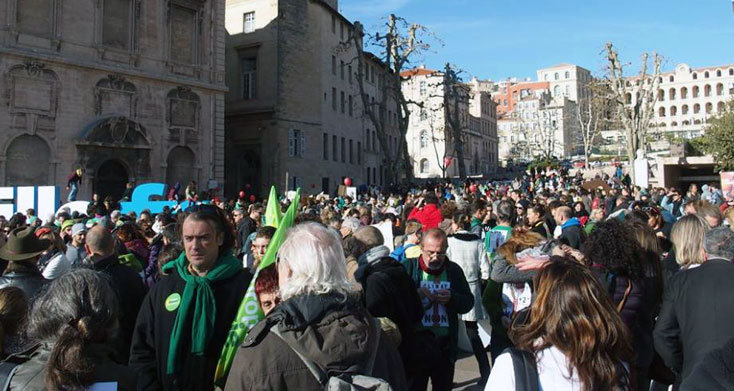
[407,203,442,230]
[223,293,408,391]
[559,217,585,250]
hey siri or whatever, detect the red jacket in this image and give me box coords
[407,203,443,229]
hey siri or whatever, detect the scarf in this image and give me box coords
[418,255,445,276]
[358,245,390,266]
[161,251,242,374]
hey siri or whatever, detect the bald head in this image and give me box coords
[353,226,384,250]
[85,225,115,258]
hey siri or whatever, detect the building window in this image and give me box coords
[241,57,256,99]
[554,72,559,80]
[332,135,337,161]
[289,129,305,157]
[348,65,353,84]
[372,131,377,151]
[420,130,429,149]
[420,158,429,174]
[102,0,134,50]
[332,88,337,110]
[693,73,698,80]
[694,103,700,114]
[340,91,345,114]
[669,75,675,82]
[682,104,689,115]
[340,22,345,40]
[331,56,336,75]
[670,106,677,116]
[349,139,354,164]
[340,61,345,80]
[564,71,570,79]
[705,102,712,114]
[669,88,676,100]
[420,81,427,96]
[17,0,54,38]
[331,15,336,33]
[693,86,699,98]
[704,71,710,78]
[341,137,346,162]
[243,12,255,33]
[704,84,711,97]
[357,141,362,164]
[323,133,328,160]
[348,95,353,116]
[681,87,688,99]
[170,4,199,64]
[717,83,724,96]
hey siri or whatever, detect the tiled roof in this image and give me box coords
[400,68,439,77]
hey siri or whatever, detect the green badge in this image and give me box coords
[165,293,181,312]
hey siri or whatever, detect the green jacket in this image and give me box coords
[402,257,473,361]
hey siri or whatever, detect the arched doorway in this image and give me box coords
[94,160,129,200]
[166,147,195,189]
[5,135,50,185]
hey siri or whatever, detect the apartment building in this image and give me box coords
[401,67,498,179]
[224,0,400,195]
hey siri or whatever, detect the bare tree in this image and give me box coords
[576,81,614,168]
[344,15,438,183]
[604,42,662,183]
[442,63,470,179]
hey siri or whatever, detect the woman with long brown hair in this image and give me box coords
[486,257,633,391]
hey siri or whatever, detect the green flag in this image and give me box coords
[214,188,301,384]
[264,186,282,228]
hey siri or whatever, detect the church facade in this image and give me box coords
[0,0,226,200]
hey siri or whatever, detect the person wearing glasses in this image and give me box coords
[402,228,473,391]
[130,205,253,391]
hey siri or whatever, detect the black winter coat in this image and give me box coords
[354,256,423,337]
[90,254,148,362]
[654,258,734,381]
[129,265,252,391]
[0,261,48,301]
[224,293,408,391]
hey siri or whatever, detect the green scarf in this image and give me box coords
[162,251,243,374]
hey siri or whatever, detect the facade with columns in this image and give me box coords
[0,0,227,200]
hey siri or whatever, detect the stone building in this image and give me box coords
[602,63,734,152]
[0,0,227,200]
[224,0,402,196]
[401,67,498,179]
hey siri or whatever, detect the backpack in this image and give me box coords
[271,318,393,391]
[504,347,540,391]
[0,344,40,391]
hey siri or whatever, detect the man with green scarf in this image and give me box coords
[130,206,253,391]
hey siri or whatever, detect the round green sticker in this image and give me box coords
[165,293,181,312]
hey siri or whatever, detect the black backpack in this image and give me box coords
[504,347,540,391]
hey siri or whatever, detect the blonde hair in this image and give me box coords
[671,214,710,267]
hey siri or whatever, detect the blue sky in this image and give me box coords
[339,0,734,81]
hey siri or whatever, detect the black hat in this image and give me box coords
[0,227,51,261]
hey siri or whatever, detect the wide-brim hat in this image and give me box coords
[0,227,51,261]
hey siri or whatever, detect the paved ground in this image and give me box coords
[427,351,487,391]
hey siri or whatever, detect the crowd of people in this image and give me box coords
[0,166,733,391]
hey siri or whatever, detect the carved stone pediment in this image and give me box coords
[78,116,151,148]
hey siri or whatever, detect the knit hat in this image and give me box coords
[61,219,75,232]
[71,223,87,237]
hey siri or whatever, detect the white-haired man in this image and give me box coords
[225,222,408,391]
